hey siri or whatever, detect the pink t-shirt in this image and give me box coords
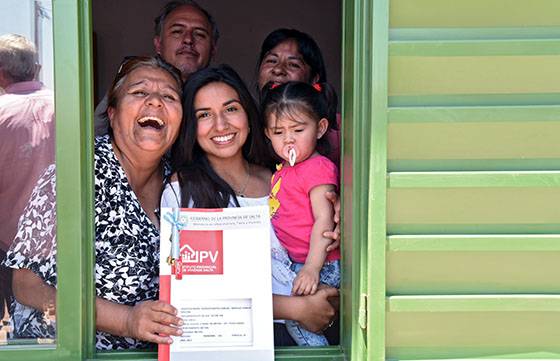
[269,155,340,264]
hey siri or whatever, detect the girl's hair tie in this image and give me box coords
[312,83,322,92]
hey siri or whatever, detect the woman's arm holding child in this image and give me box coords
[292,183,336,296]
[323,190,340,252]
[273,287,338,332]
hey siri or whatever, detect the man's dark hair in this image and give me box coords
[154,0,220,46]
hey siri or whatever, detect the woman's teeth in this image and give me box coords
[137,116,164,129]
[212,134,235,143]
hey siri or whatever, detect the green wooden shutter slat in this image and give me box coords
[388,171,560,188]
[391,39,560,57]
[387,234,560,252]
[387,295,560,312]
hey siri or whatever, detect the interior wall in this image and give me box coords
[92,0,341,104]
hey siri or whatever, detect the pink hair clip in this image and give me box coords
[312,83,322,92]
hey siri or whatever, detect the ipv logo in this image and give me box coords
[179,230,224,275]
[181,244,219,264]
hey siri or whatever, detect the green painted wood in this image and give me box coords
[92,347,347,361]
[390,39,560,57]
[4,1,95,360]
[388,350,560,360]
[389,55,560,96]
[387,106,560,169]
[54,0,96,359]
[388,223,560,235]
[390,0,560,28]
[0,348,63,361]
[391,27,560,41]
[385,1,560,360]
[342,0,378,360]
[389,105,560,123]
[368,0,389,360]
[387,251,560,295]
[388,171,560,188]
[340,0,361,360]
[387,312,560,357]
[394,352,560,361]
[387,295,560,312]
[346,0,375,360]
[388,159,560,172]
[388,187,560,225]
[387,235,560,252]
[91,350,157,361]
[389,122,560,162]
[275,347,346,360]
[390,93,560,107]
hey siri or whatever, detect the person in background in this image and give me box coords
[256,28,341,167]
[94,0,218,135]
[0,33,55,334]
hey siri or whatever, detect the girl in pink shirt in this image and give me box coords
[263,81,340,346]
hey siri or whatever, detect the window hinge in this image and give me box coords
[358,292,368,329]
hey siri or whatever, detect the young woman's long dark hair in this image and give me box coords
[171,64,273,208]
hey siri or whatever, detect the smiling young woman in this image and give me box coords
[193,81,250,166]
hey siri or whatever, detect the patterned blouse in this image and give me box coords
[5,135,166,350]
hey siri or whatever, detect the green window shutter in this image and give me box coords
[3,0,95,360]
[386,0,560,360]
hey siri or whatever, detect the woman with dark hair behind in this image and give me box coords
[257,28,327,90]
[163,64,339,346]
[256,28,341,167]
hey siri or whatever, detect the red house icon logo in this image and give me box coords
[179,230,224,275]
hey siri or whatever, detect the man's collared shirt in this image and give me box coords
[0,80,55,251]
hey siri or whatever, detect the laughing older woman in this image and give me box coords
[4,56,184,349]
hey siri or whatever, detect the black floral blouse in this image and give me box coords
[5,135,166,350]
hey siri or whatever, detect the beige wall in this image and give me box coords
[92,0,341,104]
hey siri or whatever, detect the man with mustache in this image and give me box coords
[94,0,218,135]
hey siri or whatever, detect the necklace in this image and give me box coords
[234,163,251,197]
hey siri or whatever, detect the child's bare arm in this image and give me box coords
[292,183,336,296]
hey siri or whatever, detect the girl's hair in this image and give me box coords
[261,81,338,157]
[171,64,273,208]
[257,28,327,87]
